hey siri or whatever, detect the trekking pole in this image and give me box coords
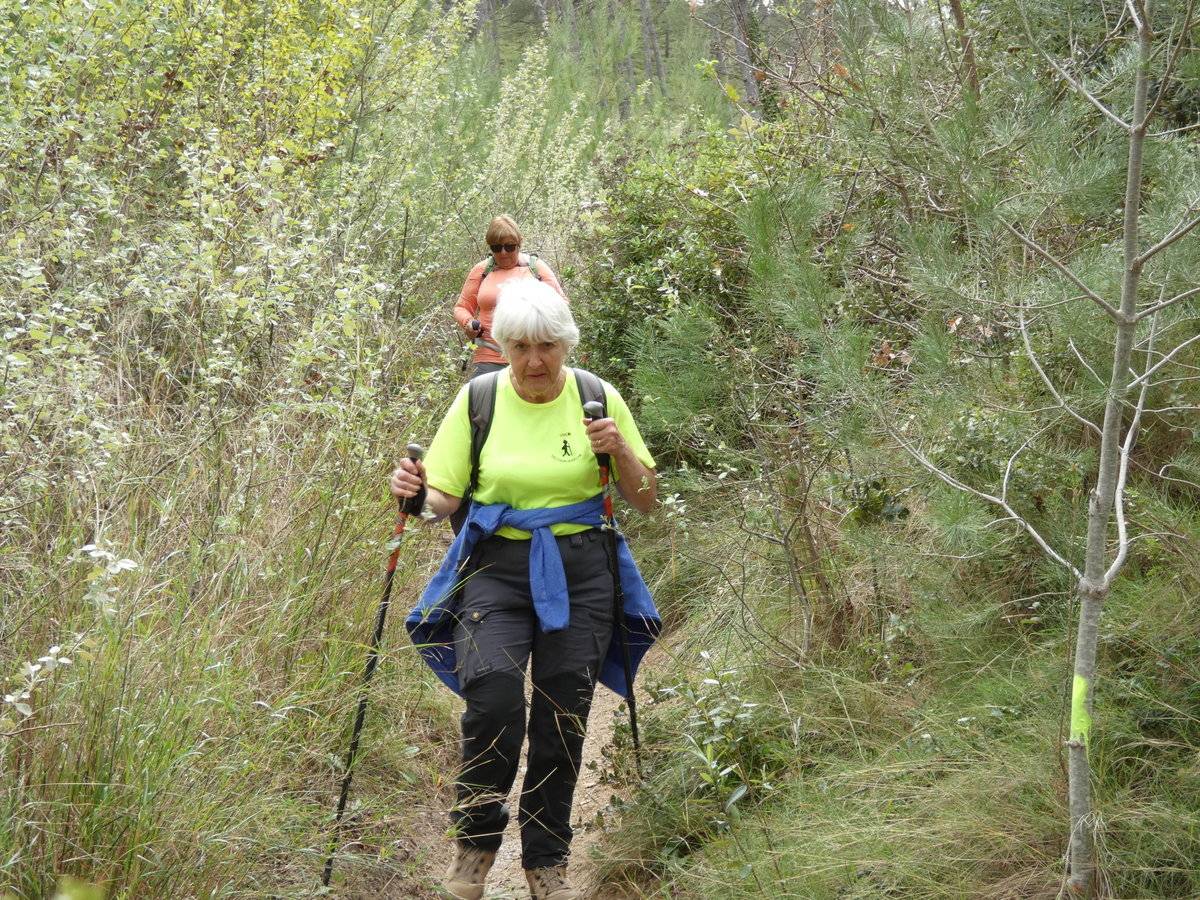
[583,401,643,779]
[321,443,425,888]
[471,319,503,354]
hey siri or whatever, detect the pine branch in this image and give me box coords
[1019,5,1131,132]
[1135,285,1200,321]
[885,419,1080,578]
[1019,309,1102,438]
[1135,205,1200,267]
[1003,220,1123,321]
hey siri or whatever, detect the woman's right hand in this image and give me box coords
[390,457,426,499]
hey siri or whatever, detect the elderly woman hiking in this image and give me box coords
[455,214,566,380]
[391,281,658,900]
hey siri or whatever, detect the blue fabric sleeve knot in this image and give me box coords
[405,494,659,698]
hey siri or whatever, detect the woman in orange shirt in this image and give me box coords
[455,215,566,380]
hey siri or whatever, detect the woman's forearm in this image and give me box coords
[612,446,656,514]
[424,487,462,522]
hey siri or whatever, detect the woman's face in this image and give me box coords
[489,238,520,268]
[506,337,567,403]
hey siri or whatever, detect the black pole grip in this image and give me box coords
[582,402,609,470]
[401,443,426,515]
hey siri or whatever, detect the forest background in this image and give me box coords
[2,0,1199,897]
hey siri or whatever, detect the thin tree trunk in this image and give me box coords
[474,0,500,64]
[613,0,636,119]
[637,0,668,95]
[946,0,980,100]
[561,0,581,56]
[729,0,761,115]
[713,35,729,84]
[1066,13,1151,897]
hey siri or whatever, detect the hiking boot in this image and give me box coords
[524,864,581,899]
[441,844,496,900]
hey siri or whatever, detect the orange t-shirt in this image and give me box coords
[453,255,566,365]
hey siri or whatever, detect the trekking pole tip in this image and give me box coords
[582,401,604,421]
[406,443,425,460]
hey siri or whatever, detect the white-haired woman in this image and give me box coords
[390,280,659,900]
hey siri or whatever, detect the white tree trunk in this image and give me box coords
[729,0,761,115]
[1066,12,1151,898]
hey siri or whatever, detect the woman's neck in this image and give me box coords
[511,368,566,404]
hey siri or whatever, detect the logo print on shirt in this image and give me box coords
[554,432,581,463]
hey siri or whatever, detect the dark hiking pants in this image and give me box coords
[451,530,614,869]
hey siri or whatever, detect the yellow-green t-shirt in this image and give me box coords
[424,369,656,540]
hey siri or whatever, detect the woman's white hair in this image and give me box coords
[492,280,580,353]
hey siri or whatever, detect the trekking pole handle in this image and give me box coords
[582,402,609,471]
[583,401,615,517]
[399,443,426,516]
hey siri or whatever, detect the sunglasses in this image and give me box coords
[489,243,519,254]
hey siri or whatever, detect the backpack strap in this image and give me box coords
[479,253,542,283]
[573,368,606,417]
[467,371,500,497]
[573,367,611,476]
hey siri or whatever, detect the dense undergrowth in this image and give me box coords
[3,0,1199,897]
[570,3,1200,896]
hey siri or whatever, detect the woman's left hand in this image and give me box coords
[584,416,625,456]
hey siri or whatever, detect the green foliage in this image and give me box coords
[3,0,1199,895]
[584,1,1200,897]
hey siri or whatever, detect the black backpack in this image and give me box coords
[465,367,606,501]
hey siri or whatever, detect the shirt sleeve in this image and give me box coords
[604,382,655,478]
[454,263,485,329]
[423,385,473,498]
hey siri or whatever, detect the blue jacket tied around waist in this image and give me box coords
[406,495,660,698]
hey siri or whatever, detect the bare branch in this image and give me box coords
[1152,120,1200,138]
[1155,464,1200,492]
[1134,293,1200,328]
[1127,332,1200,388]
[1069,339,1107,385]
[999,292,1100,313]
[1019,4,1131,131]
[1142,403,1200,415]
[1003,220,1123,320]
[1135,204,1200,267]
[1125,0,1145,33]
[1020,309,1102,437]
[1104,315,1157,587]
[886,420,1081,578]
[1002,423,1057,502]
[1142,0,1198,126]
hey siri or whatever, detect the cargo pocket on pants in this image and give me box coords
[456,606,500,692]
